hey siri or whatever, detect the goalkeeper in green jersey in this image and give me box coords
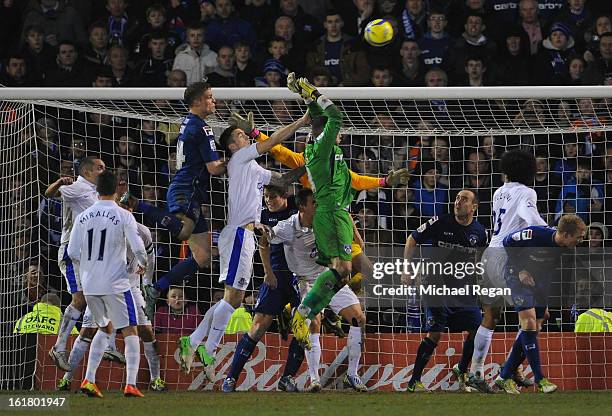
[286,73,356,348]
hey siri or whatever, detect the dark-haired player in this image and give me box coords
[467,149,547,393]
[177,109,309,378]
[122,83,226,318]
[221,187,303,393]
[46,156,106,371]
[495,215,586,394]
[404,190,487,392]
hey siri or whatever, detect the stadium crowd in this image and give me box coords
[1,0,612,88]
[2,0,612,339]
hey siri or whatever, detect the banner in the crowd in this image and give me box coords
[35,333,612,391]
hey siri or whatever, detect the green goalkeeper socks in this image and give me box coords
[298,269,343,320]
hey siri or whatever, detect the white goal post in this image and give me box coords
[1,86,611,391]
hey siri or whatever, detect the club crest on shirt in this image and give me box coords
[469,235,478,245]
[344,244,352,254]
[203,125,214,136]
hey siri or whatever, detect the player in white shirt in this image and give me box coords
[269,189,367,392]
[466,150,547,393]
[57,220,166,392]
[178,110,311,378]
[45,156,105,371]
[67,171,148,398]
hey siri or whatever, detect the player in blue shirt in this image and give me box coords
[495,214,586,394]
[121,83,226,318]
[404,189,488,392]
[221,187,307,393]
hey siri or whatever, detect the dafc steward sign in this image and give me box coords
[35,333,612,391]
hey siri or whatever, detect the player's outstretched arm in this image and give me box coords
[268,165,307,188]
[257,132,305,169]
[45,176,73,198]
[256,112,311,155]
[349,168,410,191]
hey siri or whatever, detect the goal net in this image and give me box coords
[1,86,611,391]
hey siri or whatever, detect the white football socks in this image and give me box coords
[107,330,117,351]
[124,335,140,386]
[85,331,110,383]
[204,299,235,356]
[143,341,160,380]
[190,301,219,350]
[470,326,494,377]
[305,333,321,382]
[63,335,91,381]
[347,326,362,377]
[55,304,82,351]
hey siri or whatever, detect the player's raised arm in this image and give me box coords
[45,176,74,198]
[287,72,344,157]
[256,113,311,155]
[256,132,305,169]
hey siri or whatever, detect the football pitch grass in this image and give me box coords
[2,391,612,416]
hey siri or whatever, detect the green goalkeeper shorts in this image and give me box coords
[313,209,354,265]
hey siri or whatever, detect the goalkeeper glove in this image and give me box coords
[385,168,410,187]
[287,72,300,94]
[229,111,259,138]
[297,77,321,101]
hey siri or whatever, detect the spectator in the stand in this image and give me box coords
[305,8,370,86]
[417,9,451,69]
[68,136,87,171]
[136,30,174,87]
[519,0,546,55]
[553,0,591,52]
[462,56,488,86]
[255,59,287,87]
[494,25,532,85]
[556,158,605,223]
[394,39,426,86]
[22,263,59,308]
[233,41,257,87]
[92,66,114,87]
[105,0,140,47]
[369,66,393,86]
[412,162,449,218]
[582,32,612,85]
[398,0,427,40]
[390,186,420,238]
[340,0,374,37]
[44,41,89,86]
[432,136,462,188]
[166,69,187,87]
[238,0,274,32]
[276,0,324,47]
[273,16,304,72]
[0,54,34,87]
[199,0,216,25]
[205,0,257,54]
[154,287,202,334]
[443,13,497,84]
[356,205,392,244]
[172,23,217,85]
[534,154,562,219]
[206,45,237,87]
[21,25,54,85]
[140,119,169,171]
[131,4,181,59]
[568,56,586,84]
[21,0,87,48]
[108,45,136,86]
[83,22,109,68]
[533,21,577,85]
[583,15,612,63]
[265,37,288,62]
[553,137,578,183]
[588,222,607,248]
[572,98,607,158]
